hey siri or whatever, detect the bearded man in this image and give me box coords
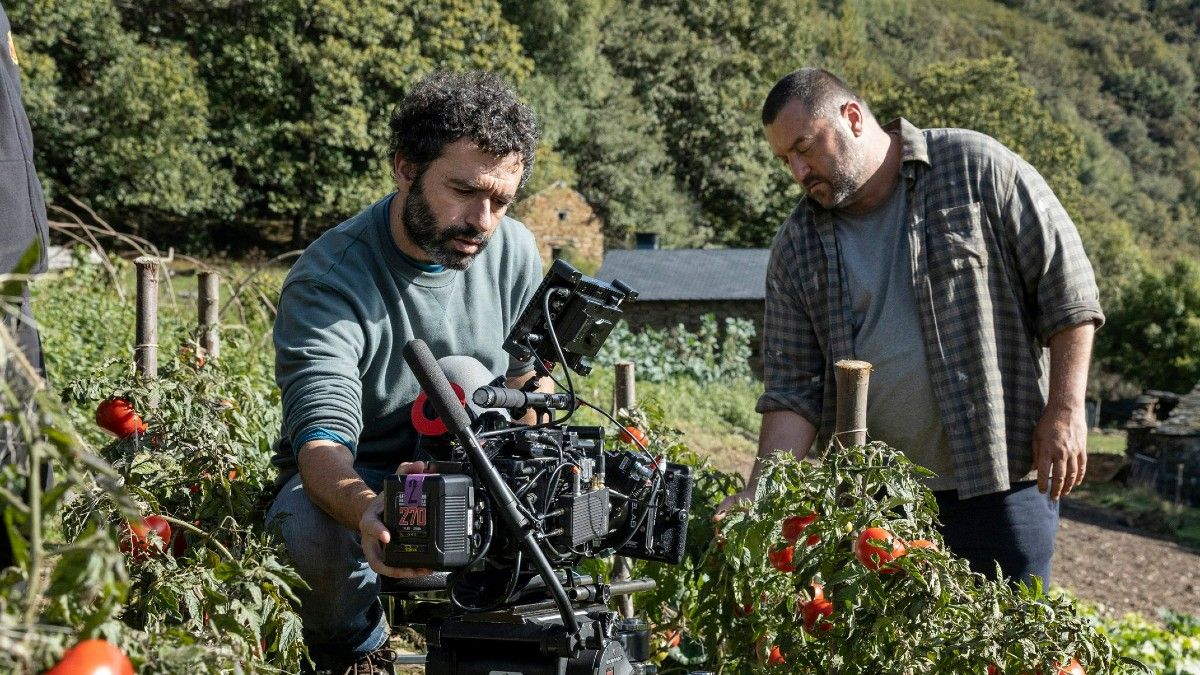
[268,70,545,674]
[718,67,1103,588]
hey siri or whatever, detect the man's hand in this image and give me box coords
[359,461,434,578]
[713,488,755,523]
[1033,403,1088,500]
[1035,321,1096,500]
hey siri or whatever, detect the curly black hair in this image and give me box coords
[388,70,540,189]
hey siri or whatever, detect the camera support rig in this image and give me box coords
[403,340,660,674]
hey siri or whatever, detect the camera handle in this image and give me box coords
[402,339,584,654]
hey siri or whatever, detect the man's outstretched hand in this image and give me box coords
[713,487,755,523]
[359,460,435,578]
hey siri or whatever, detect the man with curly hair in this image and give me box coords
[268,70,545,674]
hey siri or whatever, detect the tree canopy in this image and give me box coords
[8,0,1199,390]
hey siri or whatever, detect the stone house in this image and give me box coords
[596,247,769,376]
[514,181,604,273]
[1126,384,1200,505]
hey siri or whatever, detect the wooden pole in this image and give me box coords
[834,359,872,449]
[614,361,636,411]
[134,257,159,379]
[613,360,636,619]
[198,271,220,361]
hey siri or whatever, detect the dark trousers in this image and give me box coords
[933,480,1058,586]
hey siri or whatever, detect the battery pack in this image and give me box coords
[383,473,475,569]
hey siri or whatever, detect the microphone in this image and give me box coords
[472,386,576,410]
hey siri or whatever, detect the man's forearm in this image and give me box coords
[749,410,818,490]
[297,440,376,531]
[1046,322,1095,413]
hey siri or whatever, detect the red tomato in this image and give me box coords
[46,638,134,675]
[119,515,172,561]
[777,511,816,538]
[766,545,796,572]
[170,530,188,558]
[1056,659,1085,675]
[618,425,648,447]
[908,539,938,551]
[767,645,786,665]
[987,665,1001,675]
[732,601,754,617]
[95,398,147,438]
[853,527,906,573]
[665,630,681,649]
[802,596,834,633]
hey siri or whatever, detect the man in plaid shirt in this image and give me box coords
[720,68,1103,584]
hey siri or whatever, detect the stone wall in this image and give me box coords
[515,182,604,273]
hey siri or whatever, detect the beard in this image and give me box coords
[807,123,869,210]
[402,173,491,271]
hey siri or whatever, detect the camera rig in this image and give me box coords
[385,260,692,675]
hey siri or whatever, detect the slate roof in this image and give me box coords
[596,249,770,301]
[1155,383,1200,436]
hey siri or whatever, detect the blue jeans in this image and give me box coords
[933,480,1059,586]
[267,472,389,660]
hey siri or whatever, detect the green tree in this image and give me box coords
[601,0,828,247]
[876,55,1084,194]
[1097,259,1200,394]
[133,0,532,246]
[9,0,235,230]
[504,0,703,248]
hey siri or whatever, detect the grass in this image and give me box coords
[1088,430,1127,455]
[566,368,762,478]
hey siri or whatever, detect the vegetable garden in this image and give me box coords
[2,250,1199,673]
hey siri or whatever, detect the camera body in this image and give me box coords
[384,261,689,674]
[382,426,693,572]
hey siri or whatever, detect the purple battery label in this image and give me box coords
[403,474,430,506]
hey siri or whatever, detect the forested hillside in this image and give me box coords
[9,0,1200,393]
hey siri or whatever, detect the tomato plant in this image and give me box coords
[95,397,147,438]
[45,639,134,675]
[767,644,785,665]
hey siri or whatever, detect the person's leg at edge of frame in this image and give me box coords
[267,473,389,670]
[933,481,1060,586]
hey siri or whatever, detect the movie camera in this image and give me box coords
[384,260,693,675]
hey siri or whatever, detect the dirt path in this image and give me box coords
[1053,499,1200,619]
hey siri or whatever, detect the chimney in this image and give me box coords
[634,232,660,250]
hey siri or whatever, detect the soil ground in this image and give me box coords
[1054,498,1200,620]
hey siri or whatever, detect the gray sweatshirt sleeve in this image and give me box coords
[274,278,366,456]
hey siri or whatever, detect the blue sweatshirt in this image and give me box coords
[271,194,542,486]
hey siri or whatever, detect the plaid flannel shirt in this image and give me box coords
[756,118,1104,498]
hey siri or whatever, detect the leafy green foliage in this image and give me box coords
[1090,609,1200,675]
[613,434,1145,674]
[594,314,756,383]
[9,253,305,672]
[1096,259,1200,394]
[8,0,235,222]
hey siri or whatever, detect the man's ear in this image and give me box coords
[843,101,865,137]
[394,155,417,187]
